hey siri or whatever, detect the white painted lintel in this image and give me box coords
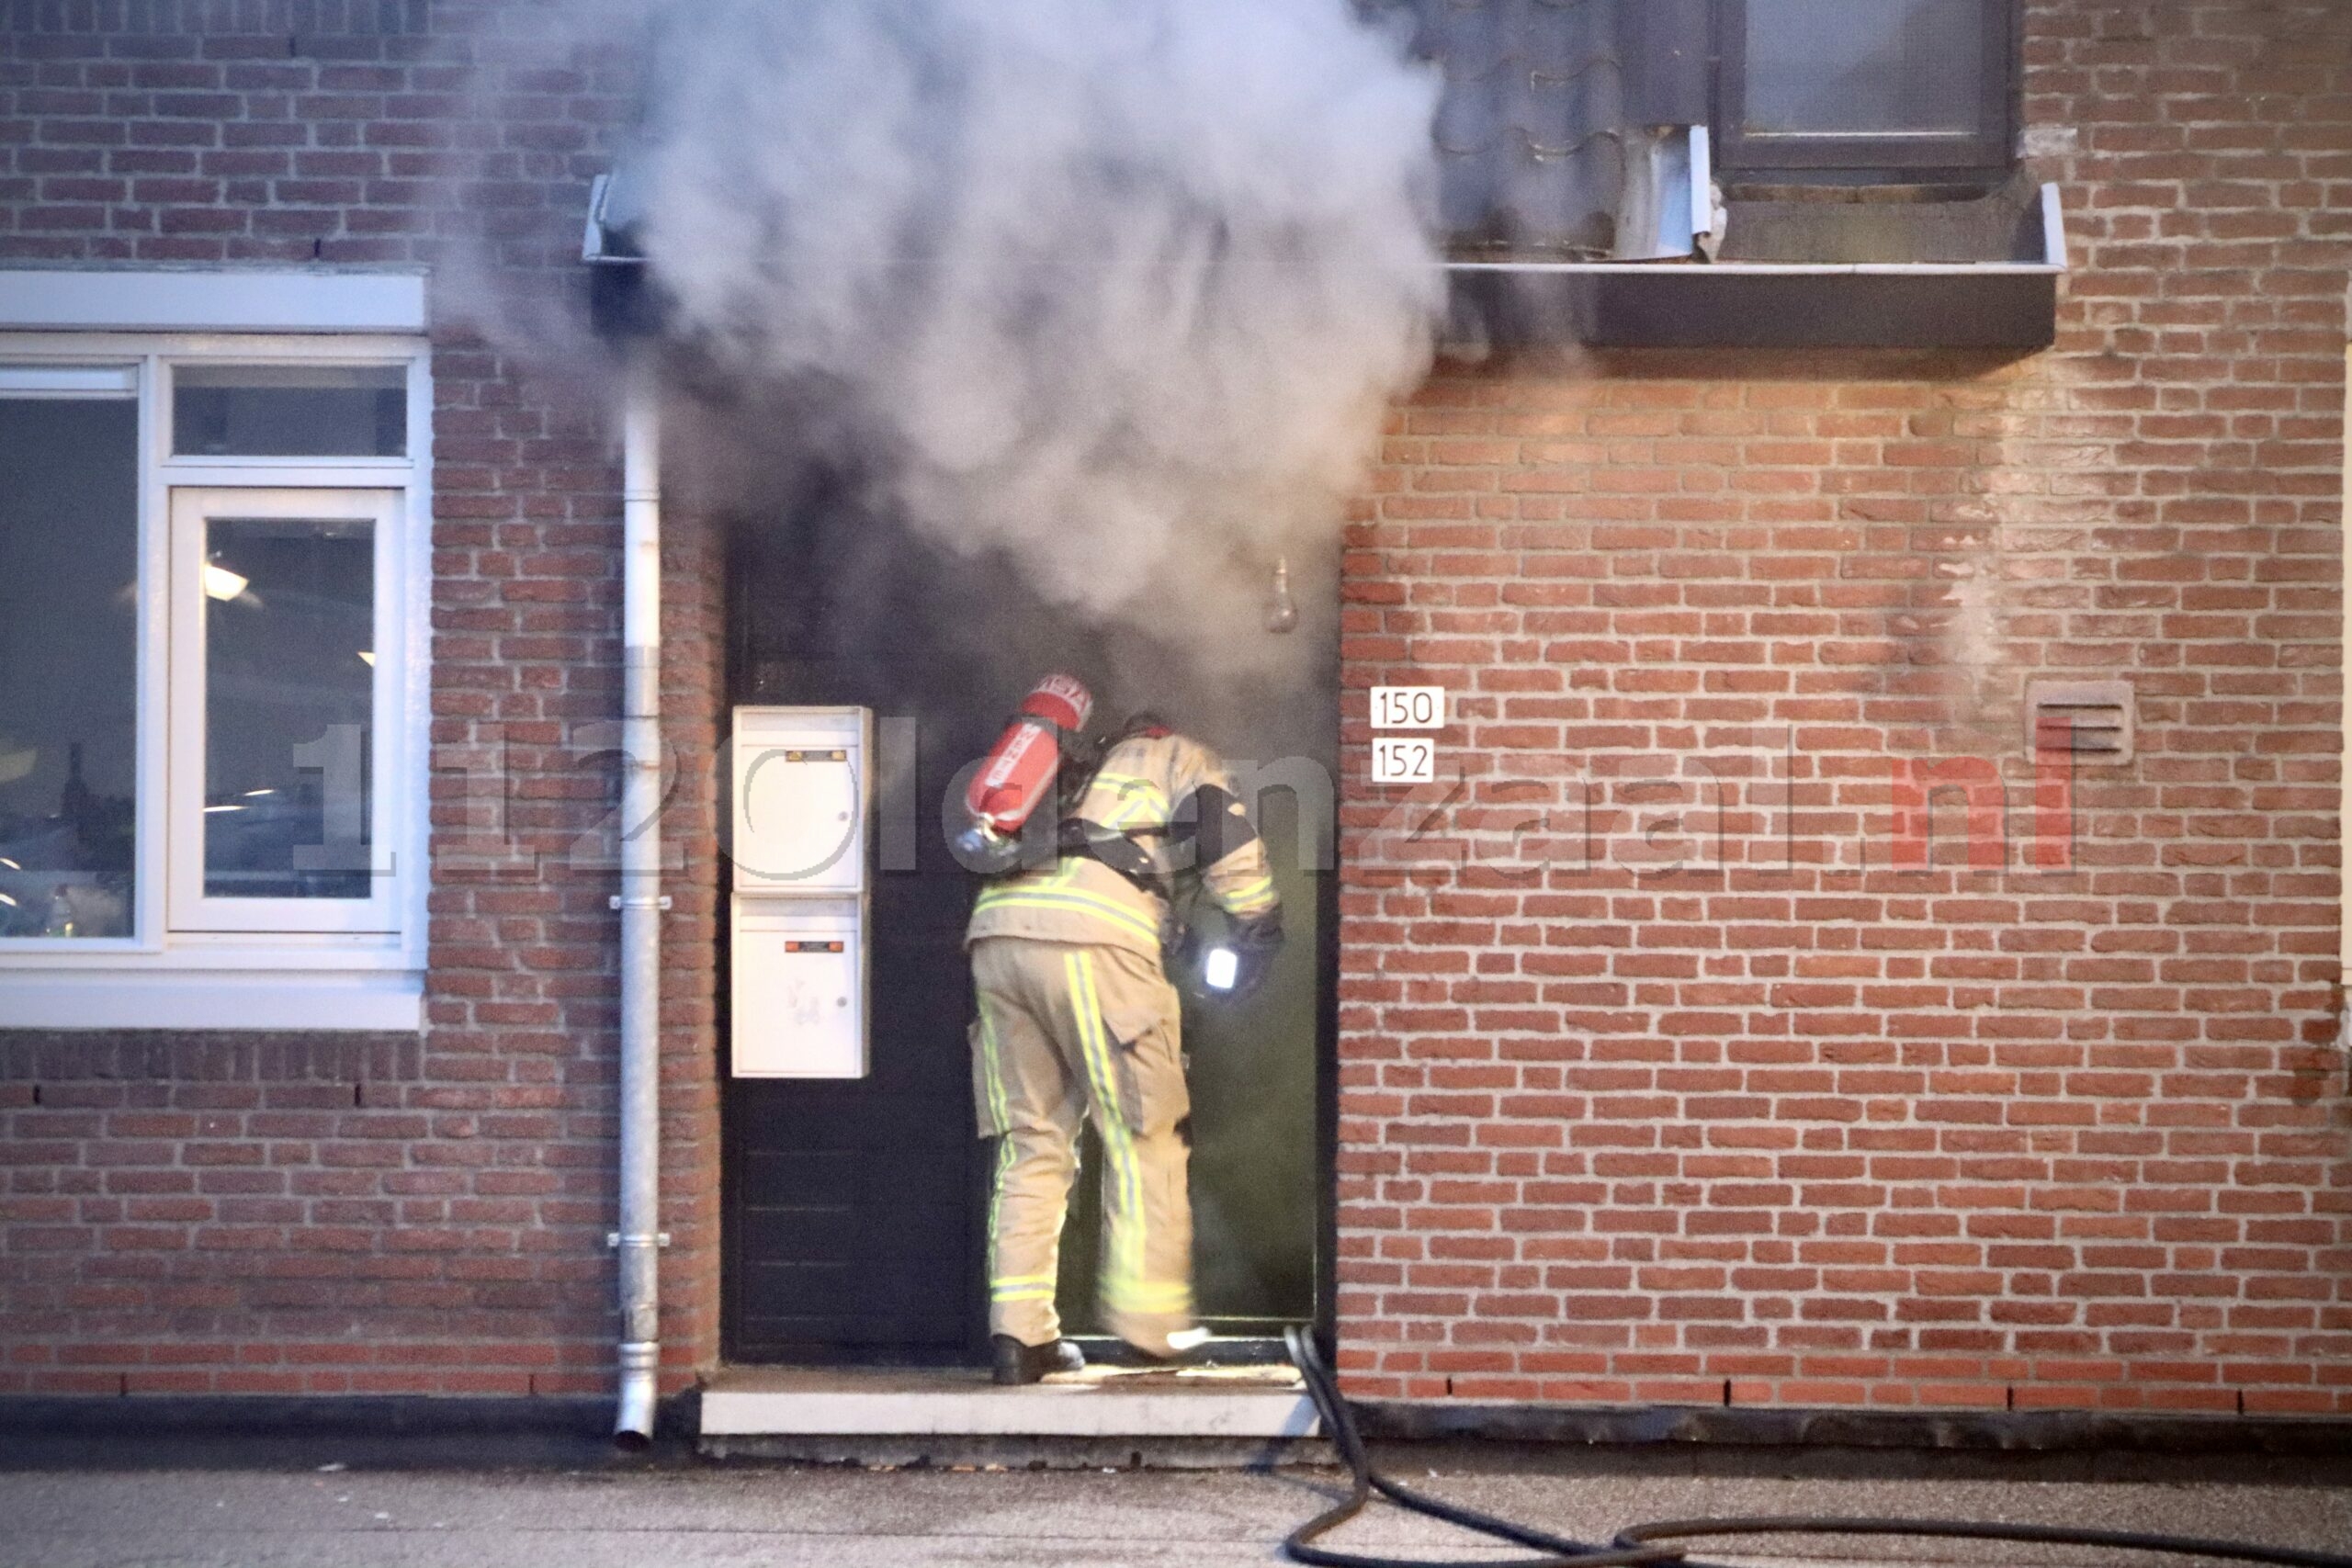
[0,267,429,334]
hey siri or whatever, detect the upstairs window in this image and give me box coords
[1717,0,2017,175]
[1368,0,2024,258]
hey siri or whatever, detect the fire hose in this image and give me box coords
[1280,1327,2352,1568]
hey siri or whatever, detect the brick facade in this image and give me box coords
[3,0,2348,1421]
[0,0,725,1397]
[1336,0,2352,1414]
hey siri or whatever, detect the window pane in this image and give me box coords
[173,365,406,457]
[1745,0,1986,137]
[202,517,376,899]
[0,398,139,940]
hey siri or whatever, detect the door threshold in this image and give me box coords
[698,1361,1317,1441]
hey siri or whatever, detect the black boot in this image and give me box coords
[992,1334,1085,1385]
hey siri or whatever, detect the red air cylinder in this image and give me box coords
[965,673,1093,839]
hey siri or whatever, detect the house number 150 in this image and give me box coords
[1371,685,1444,729]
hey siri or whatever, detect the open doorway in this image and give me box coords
[719,480,1336,1366]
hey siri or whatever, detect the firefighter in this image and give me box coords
[964,711,1283,1384]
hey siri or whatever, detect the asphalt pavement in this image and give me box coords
[5,1450,2351,1568]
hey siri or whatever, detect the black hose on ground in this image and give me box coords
[1280,1326,2352,1568]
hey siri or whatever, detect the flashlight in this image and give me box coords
[1203,945,1239,991]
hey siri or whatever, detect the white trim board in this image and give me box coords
[0,972,423,1032]
[0,269,428,333]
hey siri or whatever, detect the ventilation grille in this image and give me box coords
[2024,679,2135,764]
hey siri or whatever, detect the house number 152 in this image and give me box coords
[1372,737,1436,784]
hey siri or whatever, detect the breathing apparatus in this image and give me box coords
[958,678,1283,1001]
[954,673,1096,875]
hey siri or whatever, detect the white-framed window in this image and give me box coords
[0,328,431,1030]
[167,486,406,937]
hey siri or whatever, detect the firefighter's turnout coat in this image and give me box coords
[965,731,1278,1355]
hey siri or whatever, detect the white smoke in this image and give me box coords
[632,0,1444,662]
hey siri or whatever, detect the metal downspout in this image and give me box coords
[614,373,663,1446]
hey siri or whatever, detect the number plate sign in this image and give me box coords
[1371,686,1442,784]
[1372,736,1437,784]
[1371,685,1445,730]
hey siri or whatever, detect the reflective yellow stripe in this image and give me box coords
[976,886,1161,945]
[1221,874,1276,912]
[1101,795,1154,829]
[976,886,1159,939]
[1091,773,1167,804]
[970,862,1102,905]
[978,1006,1018,1289]
[978,1006,1011,1132]
[973,858,1083,897]
[1067,952,1146,1298]
[989,1284,1056,1303]
[1103,1280,1193,1313]
[1090,773,1169,831]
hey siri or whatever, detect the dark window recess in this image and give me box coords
[0,398,140,939]
[1404,0,2052,353]
[1717,0,2016,175]
[1361,0,2017,258]
[173,366,407,457]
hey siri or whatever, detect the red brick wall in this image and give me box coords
[652,502,728,1391]
[6,0,2347,1420]
[0,2,725,1397]
[1336,0,2352,1415]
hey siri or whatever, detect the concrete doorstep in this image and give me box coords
[695,1362,1322,1468]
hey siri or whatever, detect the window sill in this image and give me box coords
[1444,182,2067,353]
[0,967,422,1031]
[0,934,412,969]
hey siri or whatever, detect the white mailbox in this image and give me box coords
[730,899,865,1078]
[730,705,872,1080]
[732,706,870,895]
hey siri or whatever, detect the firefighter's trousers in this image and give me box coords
[969,936,1196,1356]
